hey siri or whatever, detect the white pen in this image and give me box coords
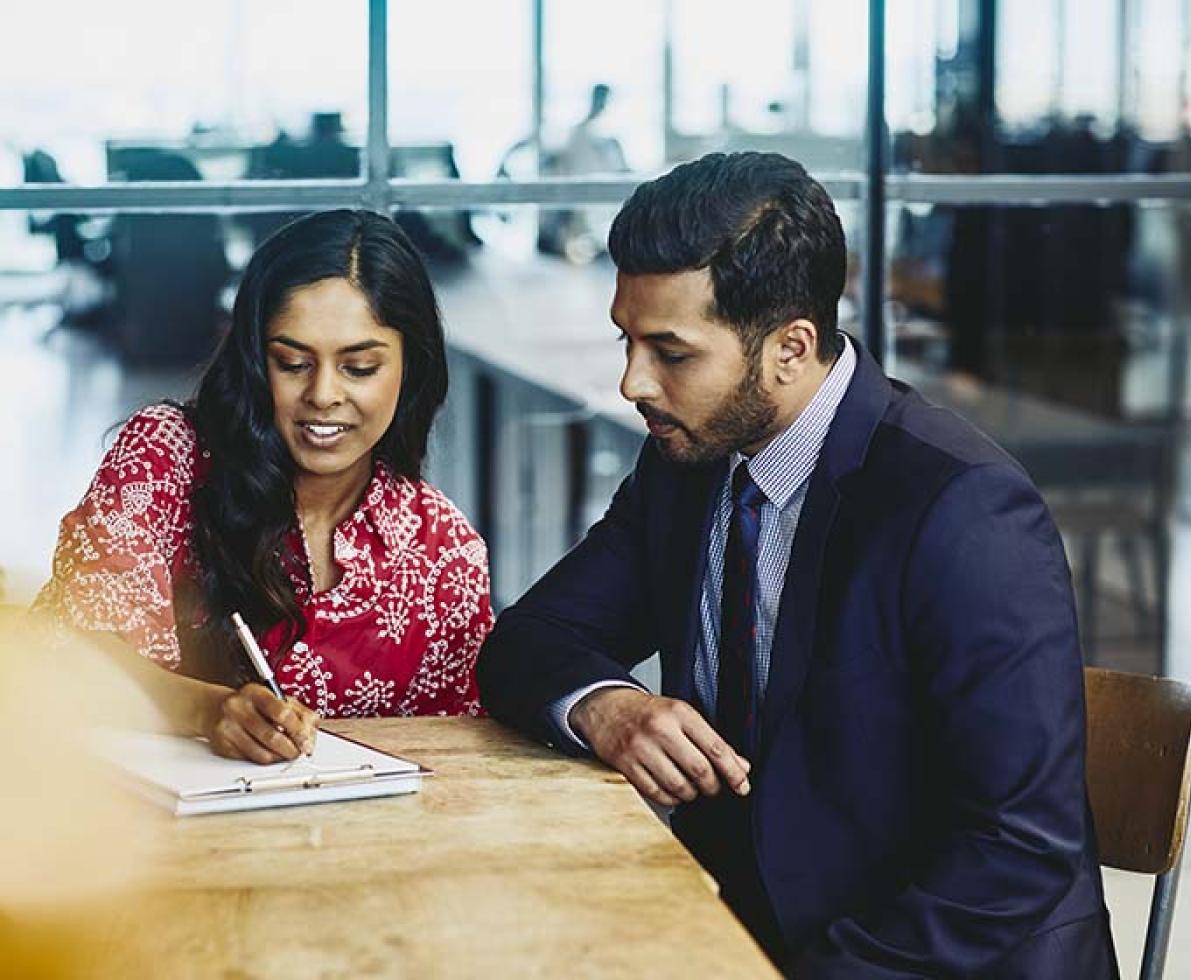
[230,611,286,702]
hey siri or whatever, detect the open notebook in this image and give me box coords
[93,728,429,817]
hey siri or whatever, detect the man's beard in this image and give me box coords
[652,358,778,465]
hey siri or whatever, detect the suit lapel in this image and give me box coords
[758,468,839,751]
[757,339,893,753]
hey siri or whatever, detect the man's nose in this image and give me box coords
[619,350,660,403]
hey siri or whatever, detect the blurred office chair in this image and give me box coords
[1085,667,1191,979]
[106,148,228,367]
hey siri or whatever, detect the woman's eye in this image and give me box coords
[344,365,381,379]
[276,361,309,374]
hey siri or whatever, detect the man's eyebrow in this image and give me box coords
[268,336,389,354]
[639,330,695,346]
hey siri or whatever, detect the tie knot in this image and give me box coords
[731,463,763,509]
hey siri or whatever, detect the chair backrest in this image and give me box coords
[1085,667,1191,875]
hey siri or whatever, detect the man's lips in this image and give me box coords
[637,406,683,435]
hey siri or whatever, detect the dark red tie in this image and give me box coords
[717,463,764,758]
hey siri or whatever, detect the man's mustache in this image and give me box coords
[636,404,684,430]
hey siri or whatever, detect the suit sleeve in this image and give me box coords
[477,442,661,749]
[795,463,1091,978]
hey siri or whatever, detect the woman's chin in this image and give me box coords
[290,447,369,481]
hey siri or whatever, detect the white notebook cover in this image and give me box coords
[93,729,427,816]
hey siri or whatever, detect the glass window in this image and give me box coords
[669,0,867,171]
[388,0,530,182]
[0,0,368,188]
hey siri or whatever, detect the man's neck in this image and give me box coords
[742,354,837,458]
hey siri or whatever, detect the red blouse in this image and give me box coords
[35,404,492,718]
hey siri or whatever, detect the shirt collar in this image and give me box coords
[356,460,414,555]
[730,335,857,510]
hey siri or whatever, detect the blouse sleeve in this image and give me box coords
[32,404,200,669]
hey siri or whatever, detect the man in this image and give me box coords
[477,153,1117,977]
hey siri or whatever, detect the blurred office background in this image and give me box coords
[1,0,1189,684]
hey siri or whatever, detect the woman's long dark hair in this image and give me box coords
[181,209,447,681]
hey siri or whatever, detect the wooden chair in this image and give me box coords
[1085,667,1191,978]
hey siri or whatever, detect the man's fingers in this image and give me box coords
[627,762,681,808]
[637,745,701,803]
[670,743,724,797]
[681,714,752,795]
[585,694,751,802]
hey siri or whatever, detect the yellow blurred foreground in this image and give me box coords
[0,610,167,978]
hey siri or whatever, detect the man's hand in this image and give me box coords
[570,687,751,807]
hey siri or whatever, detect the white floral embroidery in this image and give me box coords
[339,670,396,717]
[277,640,338,716]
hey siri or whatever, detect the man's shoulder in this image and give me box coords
[834,379,1041,531]
[870,380,1026,483]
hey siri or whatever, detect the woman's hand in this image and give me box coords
[205,684,320,764]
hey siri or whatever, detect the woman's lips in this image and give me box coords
[296,421,353,449]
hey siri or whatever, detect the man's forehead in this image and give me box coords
[611,269,719,328]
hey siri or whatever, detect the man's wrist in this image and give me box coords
[570,686,648,743]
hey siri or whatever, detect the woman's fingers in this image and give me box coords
[205,685,320,764]
[211,714,283,764]
[251,688,319,754]
[225,686,302,761]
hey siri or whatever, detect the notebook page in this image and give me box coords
[94,729,419,799]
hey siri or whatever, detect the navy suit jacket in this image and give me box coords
[478,344,1117,978]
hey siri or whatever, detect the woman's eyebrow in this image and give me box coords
[268,335,389,354]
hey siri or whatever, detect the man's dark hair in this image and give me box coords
[608,152,846,362]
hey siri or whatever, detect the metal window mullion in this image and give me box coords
[532,0,545,175]
[365,0,391,212]
[862,0,888,364]
[8,173,1191,214]
[887,173,1191,203]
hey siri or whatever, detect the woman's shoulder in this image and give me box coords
[105,403,204,483]
[112,403,201,458]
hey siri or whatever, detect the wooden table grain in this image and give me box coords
[86,717,778,979]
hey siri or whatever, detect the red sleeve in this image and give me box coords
[33,404,200,669]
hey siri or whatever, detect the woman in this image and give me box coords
[35,210,492,763]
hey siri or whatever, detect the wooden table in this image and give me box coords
[85,717,777,978]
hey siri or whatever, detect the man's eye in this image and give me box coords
[658,351,689,365]
[344,365,380,378]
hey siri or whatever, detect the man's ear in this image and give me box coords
[772,319,819,383]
